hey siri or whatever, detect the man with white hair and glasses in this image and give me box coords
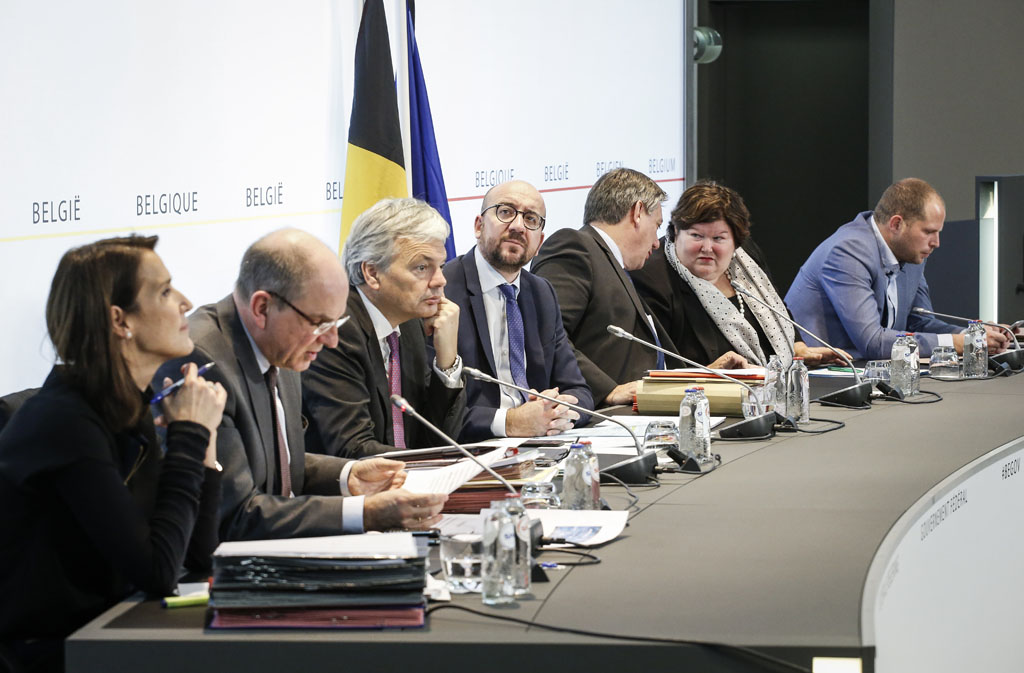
[303,198,466,458]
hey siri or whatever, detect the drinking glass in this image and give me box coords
[440,534,484,593]
[643,420,678,456]
[929,346,960,379]
[520,482,560,509]
[741,385,768,419]
[863,360,891,383]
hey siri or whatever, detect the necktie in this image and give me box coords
[386,331,406,448]
[264,366,292,497]
[650,324,666,370]
[884,269,898,329]
[499,284,530,398]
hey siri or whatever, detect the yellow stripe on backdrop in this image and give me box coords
[339,143,407,243]
[338,0,408,251]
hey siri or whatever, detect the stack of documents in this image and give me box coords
[635,368,764,416]
[207,533,426,629]
[396,446,556,514]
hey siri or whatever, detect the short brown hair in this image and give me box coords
[668,180,751,246]
[583,168,666,226]
[874,178,941,223]
[46,235,157,431]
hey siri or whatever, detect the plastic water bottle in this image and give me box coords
[906,333,920,395]
[786,357,809,424]
[765,355,785,415]
[561,443,599,510]
[482,498,531,604]
[963,320,988,378]
[678,387,712,461]
[890,334,911,396]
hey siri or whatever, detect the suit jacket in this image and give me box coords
[302,288,465,457]
[530,225,676,404]
[785,211,959,359]
[443,248,594,442]
[631,236,781,365]
[157,296,353,541]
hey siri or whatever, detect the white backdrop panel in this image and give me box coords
[0,0,685,392]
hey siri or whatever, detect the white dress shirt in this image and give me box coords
[591,225,660,343]
[472,248,526,437]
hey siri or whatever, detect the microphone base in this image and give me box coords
[717,411,777,439]
[667,447,719,474]
[599,451,658,485]
[991,349,1024,372]
[875,381,904,401]
[816,381,873,408]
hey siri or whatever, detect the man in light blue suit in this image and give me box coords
[786,178,1008,359]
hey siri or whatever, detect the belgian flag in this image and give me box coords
[340,0,408,245]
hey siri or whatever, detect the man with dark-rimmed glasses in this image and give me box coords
[158,228,448,540]
[443,180,593,442]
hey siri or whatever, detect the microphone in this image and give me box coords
[389,395,517,495]
[912,307,1023,371]
[461,366,657,484]
[730,283,873,408]
[605,325,777,440]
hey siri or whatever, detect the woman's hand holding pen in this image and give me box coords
[160,362,227,469]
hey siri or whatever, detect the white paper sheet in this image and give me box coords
[402,446,507,495]
[212,532,418,558]
[664,367,766,377]
[807,368,862,378]
[436,513,485,536]
[439,509,627,548]
[524,509,628,546]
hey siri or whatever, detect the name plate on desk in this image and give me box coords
[864,436,1024,672]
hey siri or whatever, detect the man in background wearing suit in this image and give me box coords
[302,198,465,457]
[531,168,679,406]
[158,229,446,540]
[443,180,593,442]
[785,178,1009,359]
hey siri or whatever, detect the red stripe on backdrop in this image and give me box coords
[446,177,686,203]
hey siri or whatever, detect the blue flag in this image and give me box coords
[406,4,455,260]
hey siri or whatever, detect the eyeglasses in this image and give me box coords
[481,203,546,231]
[266,290,350,336]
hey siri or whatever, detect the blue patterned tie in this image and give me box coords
[652,327,666,370]
[499,284,530,398]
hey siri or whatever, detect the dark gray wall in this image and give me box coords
[878,0,1024,222]
[697,0,1024,313]
[697,0,869,292]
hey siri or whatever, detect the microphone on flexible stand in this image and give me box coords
[389,395,517,495]
[605,325,777,440]
[912,307,1023,372]
[461,366,657,484]
[730,283,874,408]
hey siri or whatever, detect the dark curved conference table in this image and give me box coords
[67,373,1024,673]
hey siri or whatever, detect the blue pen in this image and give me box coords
[151,362,216,405]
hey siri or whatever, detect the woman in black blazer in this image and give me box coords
[0,235,226,671]
[631,181,845,369]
